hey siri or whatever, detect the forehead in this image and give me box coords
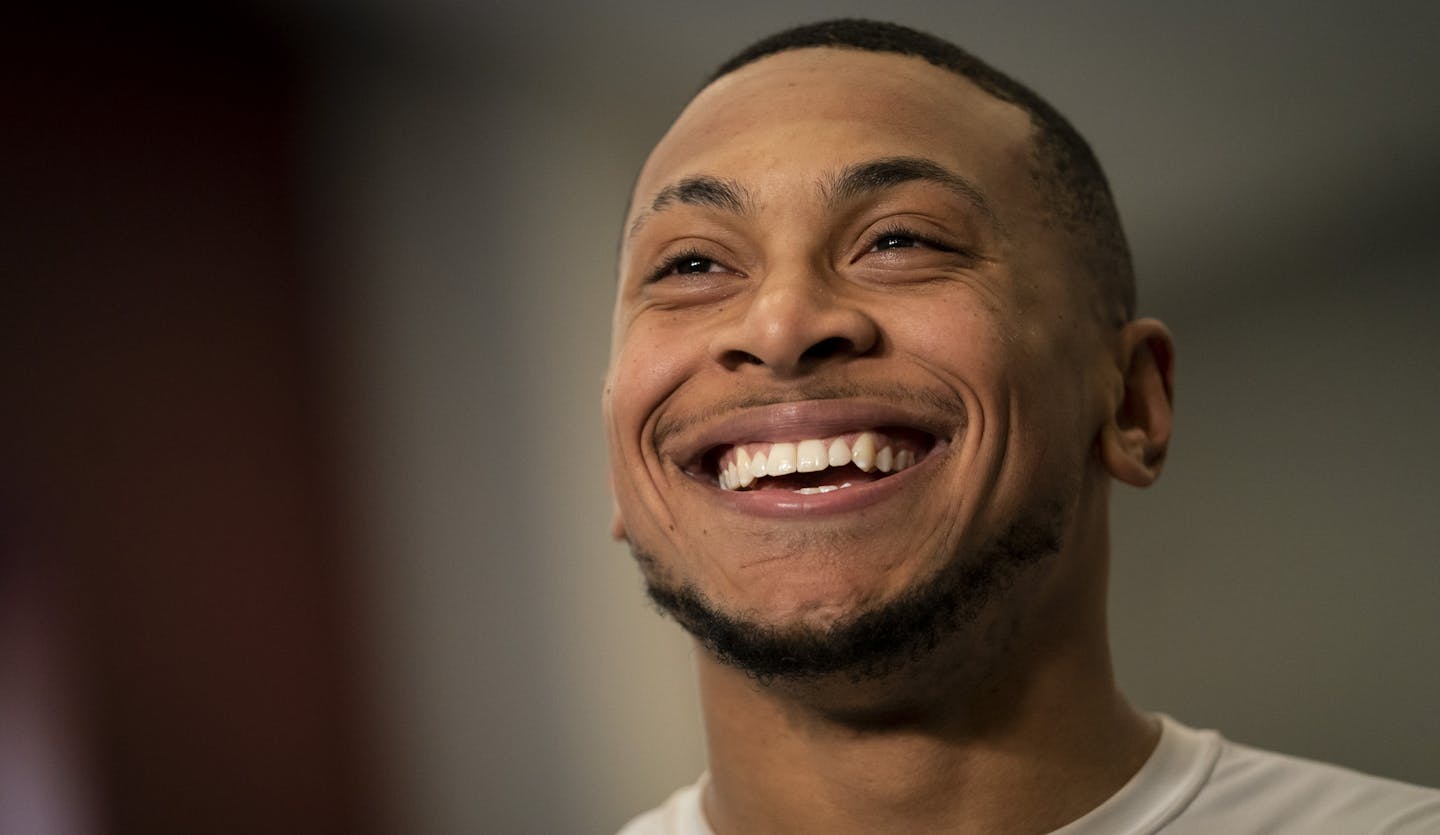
[630,48,1037,226]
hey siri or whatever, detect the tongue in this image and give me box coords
[752,464,886,491]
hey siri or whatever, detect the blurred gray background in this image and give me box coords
[8,2,1436,834]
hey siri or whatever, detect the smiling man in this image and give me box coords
[605,19,1438,835]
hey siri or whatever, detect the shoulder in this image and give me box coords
[615,776,710,835]
[1175,730,1440,834]
[1062,715,1440,835]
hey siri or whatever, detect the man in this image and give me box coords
[604,19,1439,834]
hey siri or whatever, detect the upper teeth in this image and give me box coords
[717,430,919,491]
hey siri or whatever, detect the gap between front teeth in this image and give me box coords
[717,431,918,491]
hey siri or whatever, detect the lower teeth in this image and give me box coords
[793,483,852,495]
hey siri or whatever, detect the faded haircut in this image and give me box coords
[708,18,1136,322]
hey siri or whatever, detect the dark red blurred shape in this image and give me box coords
[3,8,373,834]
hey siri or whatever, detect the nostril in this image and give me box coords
[716,348,766,369]
[801,336,853,363]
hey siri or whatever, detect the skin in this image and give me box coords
[604,47,1176,834]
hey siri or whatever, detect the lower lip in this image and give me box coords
[704,445,944,519]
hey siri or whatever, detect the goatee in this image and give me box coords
[636,500,1064,683]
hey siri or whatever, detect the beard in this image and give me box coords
[635,499,1066,684]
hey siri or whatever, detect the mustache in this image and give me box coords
[653,382,967,446]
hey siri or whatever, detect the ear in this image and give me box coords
[1101,318,1175,487]
[602,380,628,541]
[610,501,628,541]
[607,471,628,541]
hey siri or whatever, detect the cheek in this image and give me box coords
[604,317,710,533]
[893,303,1010,388]
[608,319,697,443]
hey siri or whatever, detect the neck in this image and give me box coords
[696,532,1156,834]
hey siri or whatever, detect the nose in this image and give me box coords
[707,264,878,377]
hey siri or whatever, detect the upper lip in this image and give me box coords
[666,397,965,475]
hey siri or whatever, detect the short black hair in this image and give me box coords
[708,19,1135,321]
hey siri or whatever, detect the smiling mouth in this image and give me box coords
[704,428,935,494]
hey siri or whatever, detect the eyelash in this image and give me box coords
[866,225,955,254]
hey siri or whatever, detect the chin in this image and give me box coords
[700,539,923,629]
[745,589,879,633]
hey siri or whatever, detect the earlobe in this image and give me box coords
[1101,318,1176,487]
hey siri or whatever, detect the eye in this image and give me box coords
[876,233,918,250]
[674,255,722,274]
[646,249,734,283]
[867,228,949,253]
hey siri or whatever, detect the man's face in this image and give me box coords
[604,49,1116,665]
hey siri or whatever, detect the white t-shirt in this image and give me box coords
[617,715,1440,834]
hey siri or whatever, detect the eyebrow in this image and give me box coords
[825,156,996,223]
[625,155,996,243]
[626,175,753,241]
